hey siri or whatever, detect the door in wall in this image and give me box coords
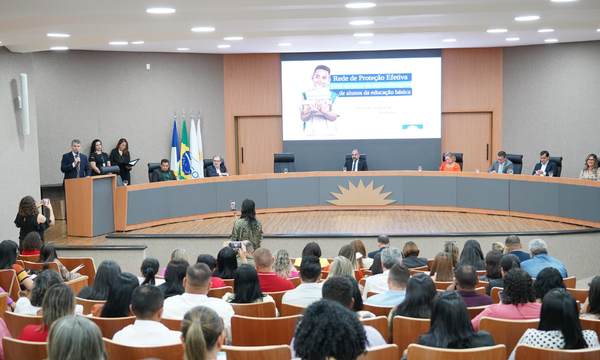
[441,112,492,172]
[236,116,283,175]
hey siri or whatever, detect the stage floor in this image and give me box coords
[46,210,590,247]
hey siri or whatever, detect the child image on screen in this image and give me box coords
[300,65,339,136]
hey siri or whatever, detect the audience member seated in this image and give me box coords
[581,276,600,319]
[159,248,189,276]
[196,254,226,288]
[282,256,323,307]
[508,288,600,360]
[580,154,600,180]
[444,241,460,267]
[456,239,485,270]
[479,250,503,283]
[158,258,189,299]
[138,257,165,286]
[401,241,430,270]
[113,285,182,346]
[236,240,255,267]
[430,252,454,282]
[254,248,294,293]
[368,235,391,260]
[370,253,384,275]
[78,259,121,300]
[150,159,177,182]
[15,269,62,315]
[46,316,106,360]
[365,263,409,306]
[37,243,82,281]
[21,231,42,255]
[532,150,558,176]
[273,249,298,279]
[486,254,521,296]
[472,269,541,331]
[534,267,566,303]
[351,239,372,269]
[521,238,567,278]
[492,241,505,253]
[439,152,461,172]
[222,264,276,308]
[390,273,437,339]
[504,235,530,262]
[213,247,238,280]
[341,274,373,318]
[182,306,226,360]
[324,244,363,280]
[0,240,33,291]
[92,272,138,317]
[293,242,329,268]
[328,256,354,277]
[162,263,234,341]
[19,284,75,342]
[362,247,403,300]
[454,265,494,307]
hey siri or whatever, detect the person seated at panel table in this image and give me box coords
[580,154,600,181]
[206,155,229,177]
[439,152,461,172]
[344,149,368,171]
[488,150,513,174]
[532,150,558,176]
[151,159,177,182]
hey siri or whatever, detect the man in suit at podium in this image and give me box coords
[60,139,91,186]
[532,150,558,176]
[206,155,229,177]
[151,159,177,182]
[345,149,368,171]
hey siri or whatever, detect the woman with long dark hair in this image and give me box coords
[479,250,503,282]
[89,139,111,176]
[139,257,163,285]
[456,239,485,270]
[37,243,82,281]
[486,254,520,295]
[0,240,33,290]
[534,267,566,302]
[213,247,238,280]
[222,265,275,307]
[158,258,189,299]
[581,276,600,319]
[77,260,121,300]
[392,273,437,319]
[294,242,329,267]
[509,288,600,360]
[230,199,263,250]
[14,195,54,251]
[91,272,139,317]
[109,138,132,184]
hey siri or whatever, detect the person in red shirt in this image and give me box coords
[254,248,294,293]
[19,284,76,342]
[21,232,43,256]
[196,254,227,289]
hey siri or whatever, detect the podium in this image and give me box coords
[65,175,116,237]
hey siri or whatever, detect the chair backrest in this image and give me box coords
[160,317,182,331]
[549,156,563,177]
[76,297,106,315]
[479,317,539,355]
[221,344,292,360]
[359,277,366,287]
[4,311,42,338]
[17,254,40,262]
[467,305,490,319]
[346,153,367,162]
[566,288,588,306]
[0,293,8,322]
[264,291,288,314]
[360,316,389,344]
[222,278,235,289]
[392,316,430,353]
[2,337,47,360]
[274,153,296,173]
[83,315,135,339]
[442,152,463,170]
[321,270,329,280]
[65,275,89,295]
[434,281,453,291]
[428,259,434,269]
[0,269,19,308]
[230,315,301,346]
[208,286,233,299]
[409,265,428,275]
[147,162,161,181]
[230,301,277,318]
[506,154,523,174]
[366,291,381,298]
[23,261,60,273]
[406,343,506,360]
[103,337,185,360]
[475,287,486,295]
[280,303,306,317]
[514,343,600,360]
[58,257,97,286]
[580,318,600,335]
[490,287,503,303]
[363,303,394,318]
[357,344,399,360]
[562,276,576,288]
[288,277,301,288]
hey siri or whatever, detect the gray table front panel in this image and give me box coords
[267,177,320,208]
[169,182,218,218]
[509,180,560,216]
[216,180,267,212]
[319,176,403,206]
[92,177,115,235]
[404,176,456,207]
[457,178,509,211]
[558,183,600,223]
[128,187,170,225]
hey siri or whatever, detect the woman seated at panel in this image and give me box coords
[581,276,600,319]
[439,152,461,172]
[401,241,429,270]
[580,154,600,180]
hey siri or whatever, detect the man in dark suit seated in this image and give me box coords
[206,155,229,177]
[532,150,558,176]
[61,139,91,186]
[151,159,177,182]
[344,149,368,171]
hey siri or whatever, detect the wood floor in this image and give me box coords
[45,210,590,247]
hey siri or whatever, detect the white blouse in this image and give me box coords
[509,329,600,360]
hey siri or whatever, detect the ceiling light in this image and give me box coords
[545,39,559,42]
[131,41,144,44]
[506,37,520,41]
[538,29,554,33]
[224,37,243,41]
[177,47,189,51]
[279,43,292,46]
[487,29,508,33]
[443,39,457,42]
[47,33,70,38]
[359,41,372,44]
[349,20,374,26]
[597,29,600,32]
[50,47,68,50]
[345,3,377,8]
[192,27,215,32]
[217,44,230,48]
[354,33,374,37]
[515,16,540,21]
[146,8,176,14]
[551,0,577,2]
[109,41,128,45]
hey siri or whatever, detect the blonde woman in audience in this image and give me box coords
[160,247,189,276]
[580,154,600,180]
[272,249,298,279]
[328,256,354,277]
[492,242,505,253]
[46,316,107,360]
[443,241,459,267]
[350,239,372,269]
[181,306,226,360]
[430,252,454,281]
[19,284,76,342]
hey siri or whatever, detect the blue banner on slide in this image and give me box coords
[335,88,412,97]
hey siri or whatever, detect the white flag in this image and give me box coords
[197,115,204,177]
[189,120,202,179]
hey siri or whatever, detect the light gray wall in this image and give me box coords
[0,47,42,240]
[32,50,225,185]
[503,41,600,178]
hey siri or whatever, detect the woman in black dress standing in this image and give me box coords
[89,139,111,176]
[14,196,54,252]
[109,138,131,184]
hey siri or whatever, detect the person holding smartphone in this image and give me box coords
[230,199,263,251]
[15,195,55,252]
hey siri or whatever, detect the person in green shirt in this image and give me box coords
[231,199,263,251]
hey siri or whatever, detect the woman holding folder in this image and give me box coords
[110,138,132,184]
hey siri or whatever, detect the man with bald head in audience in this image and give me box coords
[503,235,530,262]
[254,248,295,292]
[368,234,391,259]
[162,263,234,341]
[364,263,409,306]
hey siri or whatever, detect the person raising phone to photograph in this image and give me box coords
[300,65,339,136]
[230,199,263,251]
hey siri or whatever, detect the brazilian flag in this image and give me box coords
[179,119,191,179]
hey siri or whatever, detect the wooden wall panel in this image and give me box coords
[223,54,282,174]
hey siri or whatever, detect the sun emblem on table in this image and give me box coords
[327,179,396,205]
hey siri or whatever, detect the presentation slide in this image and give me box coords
[282,57,441,141]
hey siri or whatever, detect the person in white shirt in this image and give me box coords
[282,255,323,307]
[162,263,235,342]
[362,247,403,300]
[15,269,84,315]
[112,285,181,346]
